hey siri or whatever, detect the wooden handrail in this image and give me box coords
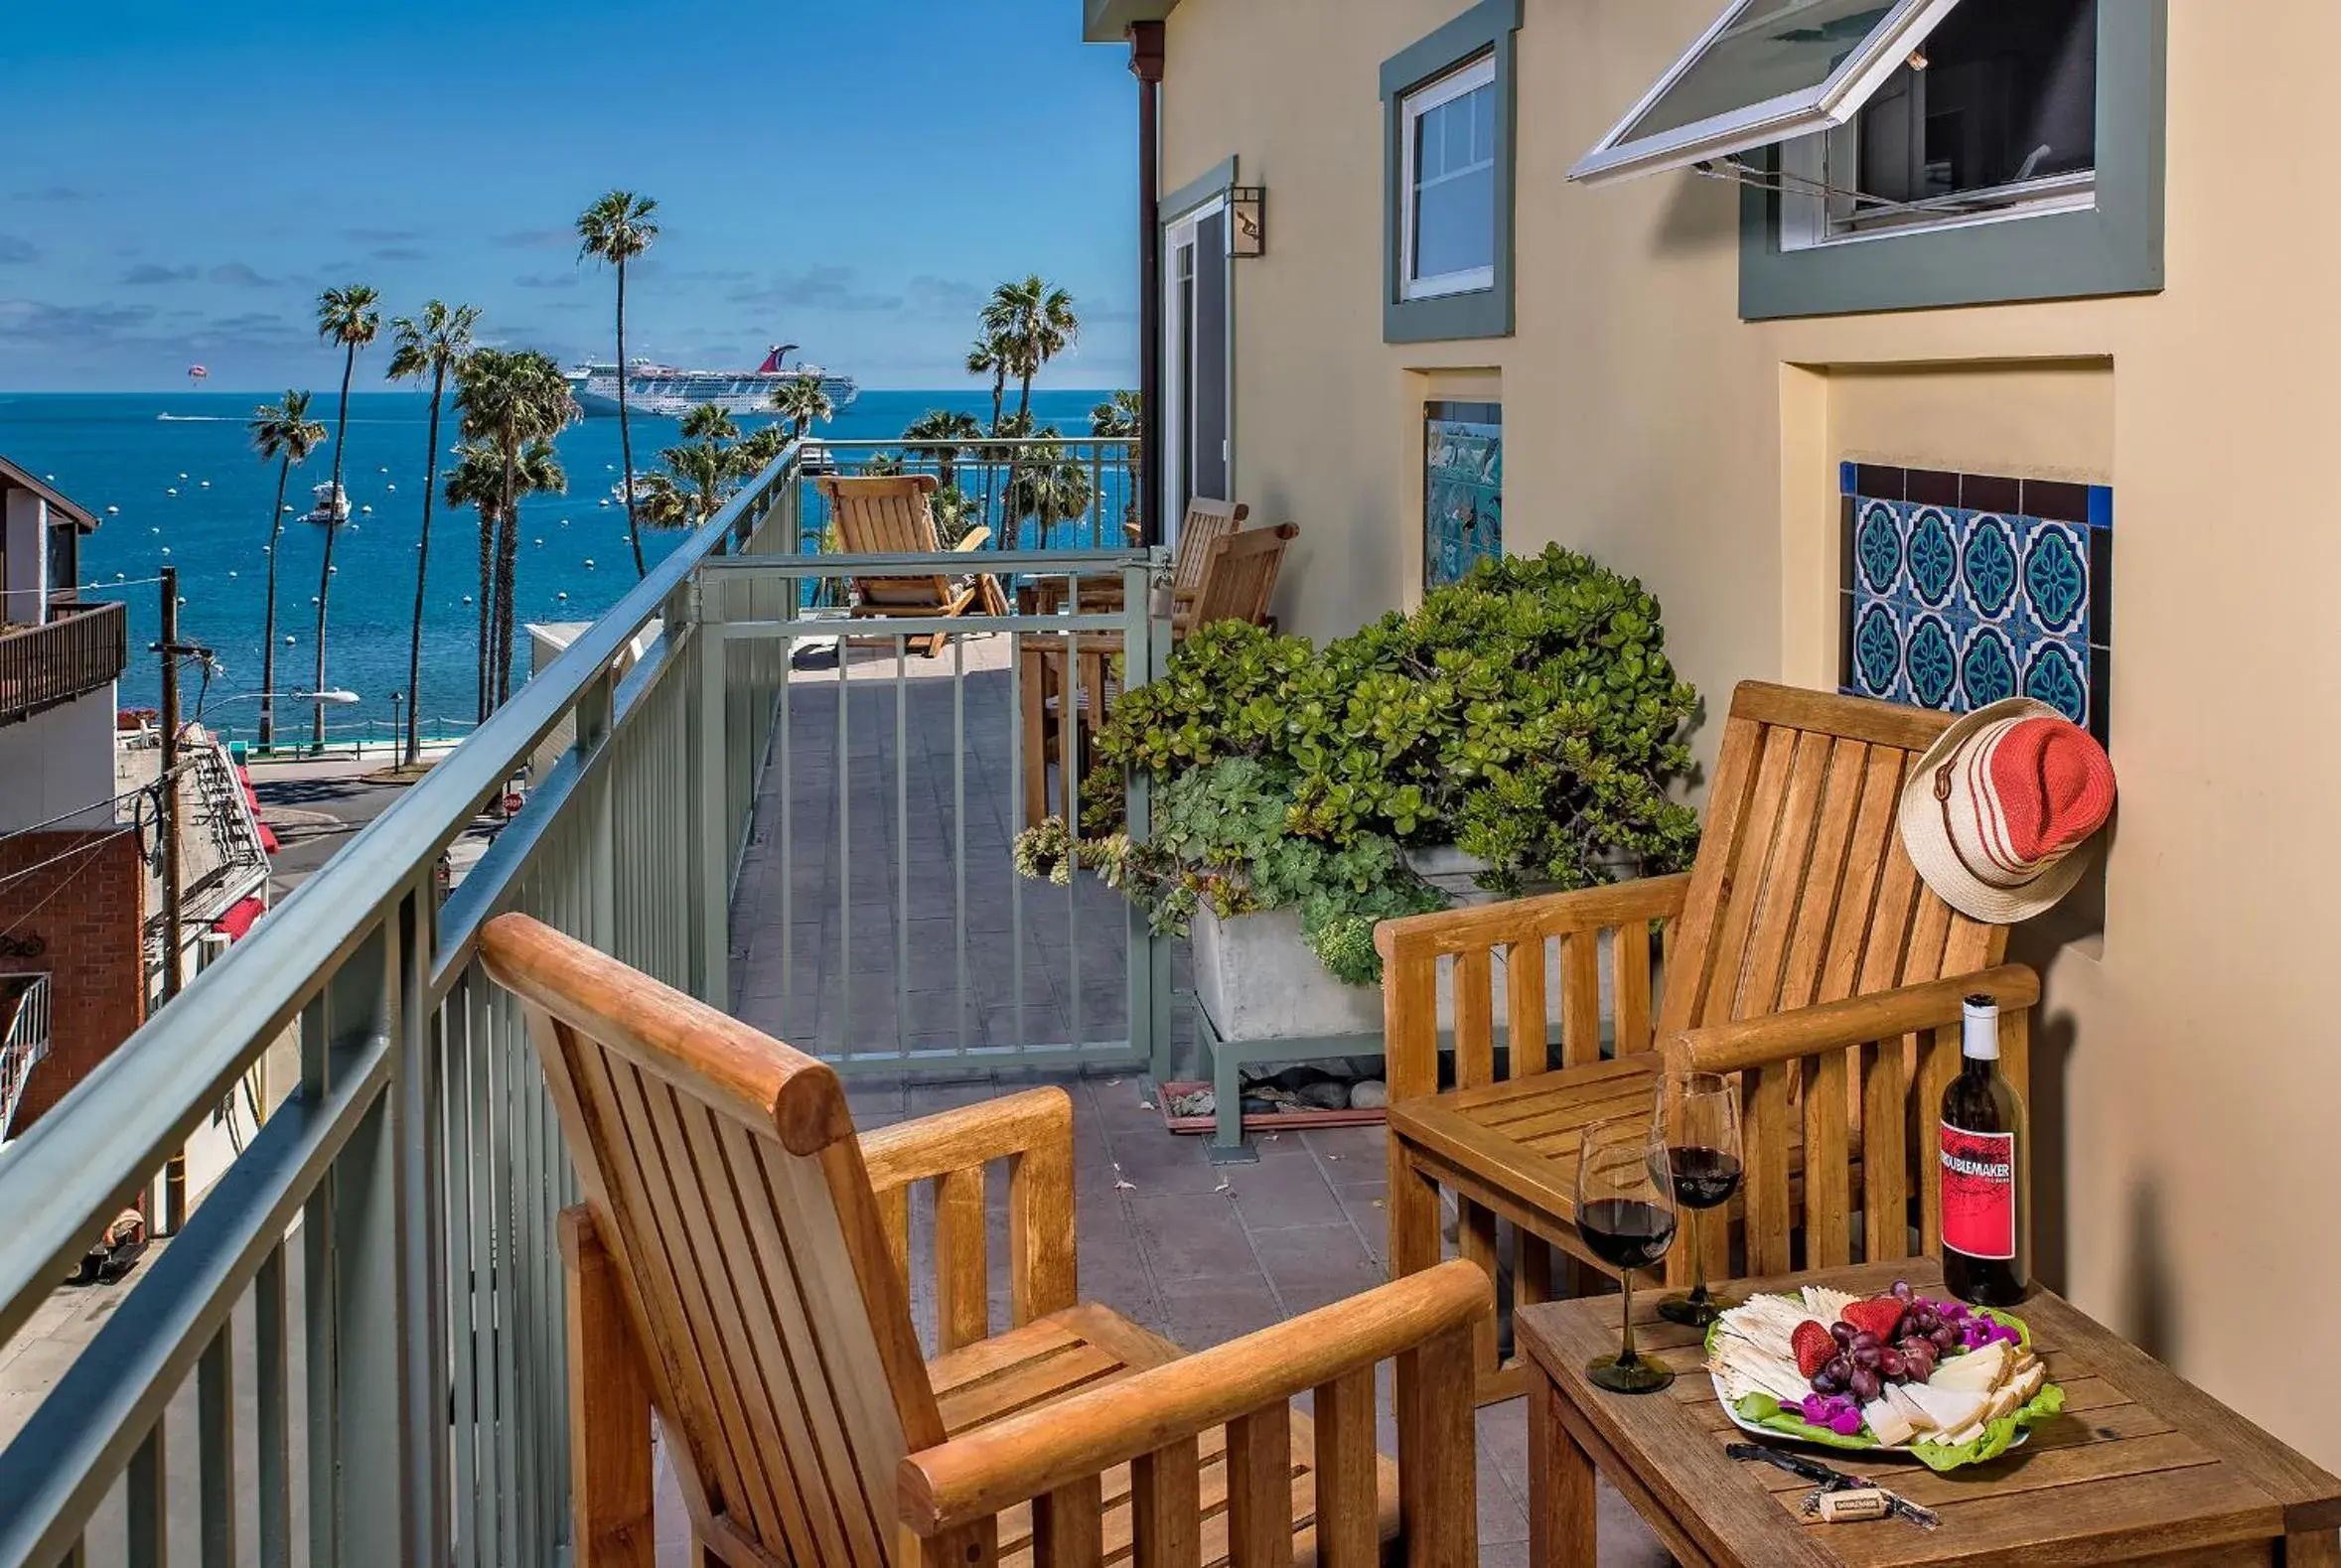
[859,1086,1072,1191]
[1662,961,2040,1074]
[0,601,127,726]
[896,1258,1492,1532]
[1375,871,1693,960]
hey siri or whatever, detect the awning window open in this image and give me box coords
[1568,0,1967,186]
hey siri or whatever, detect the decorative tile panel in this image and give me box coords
[1425,401,1503,589]
[1837,463,2112,741]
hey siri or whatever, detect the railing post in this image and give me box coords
[396,887,452,1568]
[303,919,418,1568]
[688,576,730,1007]
[1123,549,1177,1083]
[577,669,619,955]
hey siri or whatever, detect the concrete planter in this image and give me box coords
[1401,842,1647,906]
[1193,907,1383,1043]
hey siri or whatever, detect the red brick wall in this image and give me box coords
[0,828,146,1131]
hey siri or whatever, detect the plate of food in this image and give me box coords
[1705,1280,2064,1473]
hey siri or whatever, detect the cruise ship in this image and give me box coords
[562,345,859,419]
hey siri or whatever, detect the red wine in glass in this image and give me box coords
[1579,1198,1679,1271]
[1666,1146,1745,1210]
[1576,1114,1680,1394]
[1654,1071,1744,1327]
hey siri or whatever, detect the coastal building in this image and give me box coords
[1086,0,2336,1468]
[0,457,271,1145]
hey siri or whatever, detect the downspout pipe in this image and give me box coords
[1130,21,1166,549]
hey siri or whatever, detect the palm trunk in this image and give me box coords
[259,458,290,749]
[618,261,647,579]
[475,504,494,723]
[495,452,519,707]
[405,364,446,766]
[314,347,356,751]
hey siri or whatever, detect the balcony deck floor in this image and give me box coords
[715,632,1671,1565]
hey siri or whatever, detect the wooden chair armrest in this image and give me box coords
[897,1259,1491,1536]
[953,525,994,553]
[1660,962,2039,1075]
[859,1087,1077,1331]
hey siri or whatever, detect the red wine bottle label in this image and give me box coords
[1939,1123,2016,1260]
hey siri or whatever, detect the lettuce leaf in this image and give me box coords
[1731,1393,1878,1450]
[1907,1379,2065,1473]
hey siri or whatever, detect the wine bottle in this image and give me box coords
[1940,994,2027,1305]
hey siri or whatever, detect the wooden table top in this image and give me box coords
[1516,1259,2341,1567]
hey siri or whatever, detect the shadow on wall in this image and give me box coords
[1652,166,1742,258]
[2007,816,2112,1299]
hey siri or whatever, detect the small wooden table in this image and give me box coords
[1517,1259,2341,1567]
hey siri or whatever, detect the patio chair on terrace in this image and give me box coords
[480,912,1492,1567]
[1032,496,1248,632]
[819,473,1005,655]
[1376,682,2031,1404]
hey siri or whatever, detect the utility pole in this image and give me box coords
[156,567,187,1230]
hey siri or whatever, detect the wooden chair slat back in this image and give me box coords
[1659,682,2005,1036]
[820,474,953,608]
[1190,522,1296,629]
[1170,497,1248,601]
[1655,684,2012,1278]
[480,914,942,1563]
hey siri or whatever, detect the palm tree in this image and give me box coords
[494,438,567,699]
[456,349,578,712]
[444,438,504,715]
[312,284,381,750]
[246,390,326,750]
[733,424,788,478]
[902,408,984,491]
[965,334,1008,432]
[1006,427,1098,545]
[659,436,735,524]
[631,471,694,531]
[1090,389,1142,538]
[385,300,479,766]
[576,190,659,579]
[771,372,833,438]
[678,401,738,445]
[983,275,1081,425]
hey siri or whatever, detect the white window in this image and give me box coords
[1400,55,1499,300]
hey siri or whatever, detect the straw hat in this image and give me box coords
[1897,697,2116,924]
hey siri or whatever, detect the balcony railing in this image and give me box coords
[0,600,127,727]
[0,976,48,1143]
[0,440,1170,1567]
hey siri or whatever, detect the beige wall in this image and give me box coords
[1159,0,2341,1462]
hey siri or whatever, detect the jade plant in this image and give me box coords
[1015,757,1442,986]
[1088,545,1702,893]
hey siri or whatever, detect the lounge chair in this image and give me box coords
[817,473,999,656]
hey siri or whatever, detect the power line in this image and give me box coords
[0,829,137,936]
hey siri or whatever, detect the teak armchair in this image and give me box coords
[1376,682,2034,1404]
[1031,497,1250,629]
[479,913,1492,1567]
[820,473,1004,655]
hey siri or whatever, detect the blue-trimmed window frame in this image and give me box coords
[1741,0,2165,321]
[1382,0,1521,344]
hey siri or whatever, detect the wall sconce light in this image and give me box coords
[1230,186,1265,257]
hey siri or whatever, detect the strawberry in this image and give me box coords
[1838,1296,1906,1342]
[1791,1320,1834,1380]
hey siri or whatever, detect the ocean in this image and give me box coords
[0,387,1116,744]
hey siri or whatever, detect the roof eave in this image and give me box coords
[1083,0,1178,44]
[0,454,101,532]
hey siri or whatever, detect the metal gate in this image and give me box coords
[703,548,1175,1078]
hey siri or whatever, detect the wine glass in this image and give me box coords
[1575,1112,1679,1394]
[1653,1070,1745,1327]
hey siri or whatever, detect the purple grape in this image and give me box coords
[1904,1347,1936,1382]
[1851,1331,1881,1353]
[1849,1368,1882,1402]
[1829,1322,1854,1348]
[1879,1349,1906,1379]
[1811,1368,1843,1395]
[1891,1280,1914,1302]
[1932,1325,1960,1352]
[1825,1355,1852,1383]
[1850,1345,1882,1372]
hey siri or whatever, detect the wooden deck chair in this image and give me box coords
[1187,522,1297,633]
[480,913,1492,1567]
[1032,497,1249,625]
[1376,683,2034,1404]
[819,473,1000,655]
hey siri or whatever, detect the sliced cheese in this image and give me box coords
[1929,1342,2009,1392]
[2010,1361,2046,1403]
[1885,1383,1937,1431]
[1862,1396,1917,1447]
[1902,1382,1989,1433]
[1933,1418,1989,1449]
[1985,1380,2025,1423]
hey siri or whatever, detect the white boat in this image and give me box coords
[563,344,859,419]
[301,483,351,525]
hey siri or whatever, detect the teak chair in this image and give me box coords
[1186,524,1297,634]
[479,913,1492,1567]
[1376,682,2035,1404]
[1033,497,1250,629]
[819,474,1002,655]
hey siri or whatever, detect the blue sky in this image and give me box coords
[0,1,1137,392]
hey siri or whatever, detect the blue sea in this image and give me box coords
[0,387,1116,744]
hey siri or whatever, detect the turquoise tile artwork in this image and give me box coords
[1838,464,2112,742]
[1425,400,1503,589]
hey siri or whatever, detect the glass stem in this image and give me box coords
[1688,1207,1709,1304]
[1619,1268,1638,1365]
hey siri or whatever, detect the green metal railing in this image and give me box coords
[0,435,1182,1567]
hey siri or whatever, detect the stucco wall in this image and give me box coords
[0,685,122,835]
[1156,0,2341,1462]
